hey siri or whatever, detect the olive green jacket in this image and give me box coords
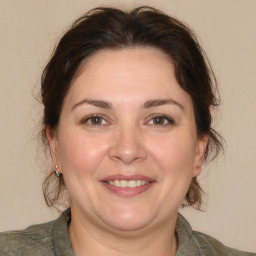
[0,209,255,255]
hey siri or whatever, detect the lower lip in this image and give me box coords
[101,182,154,197]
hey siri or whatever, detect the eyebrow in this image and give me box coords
[144,99,184,110]
[71,98,184,111]
[72,99,112,110]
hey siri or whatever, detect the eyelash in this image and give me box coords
[80,114,109,126]
[80,114,175,127]
[147,115,175,126]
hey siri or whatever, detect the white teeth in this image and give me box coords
[114,180,120,187]
[128,180,137,188]
[106,179,150,188]
[136,180,142,186]
[120,180,128,187]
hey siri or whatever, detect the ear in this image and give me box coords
[194,135,209,177]
[46,125,60,172]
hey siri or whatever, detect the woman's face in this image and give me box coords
[48,47,207,232]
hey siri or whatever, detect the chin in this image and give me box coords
[105,217,151,232]
[100,208,155,232]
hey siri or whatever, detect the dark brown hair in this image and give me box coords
[41,6,223,210]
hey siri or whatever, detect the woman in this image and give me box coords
[0,6,255,256]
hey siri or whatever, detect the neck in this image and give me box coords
[69,208,178,256]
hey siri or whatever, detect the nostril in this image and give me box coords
[108,128,148,164]
[109,146,147,164]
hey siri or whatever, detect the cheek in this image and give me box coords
[57,129,110,176]
[143,132,197,214]
[149,132,197,175]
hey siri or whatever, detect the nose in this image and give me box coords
[108,124,147,165]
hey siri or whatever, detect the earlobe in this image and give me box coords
[195,135,209,176]
[46,126,59,170]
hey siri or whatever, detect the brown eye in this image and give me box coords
[153,117,165,125]
[82,116,107,125]
[148,116,174,125]
[90,117,103,125]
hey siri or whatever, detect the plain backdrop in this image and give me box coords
[0,0,255,252]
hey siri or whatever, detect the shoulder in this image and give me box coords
[192,230,256,256]
[177,213,256,256]
[0,220,55,256]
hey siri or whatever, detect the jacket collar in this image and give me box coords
[53,208,75,256]
[53,208,201,256]
[176,213,201,255]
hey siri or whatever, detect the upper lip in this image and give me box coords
[101,174,154,182]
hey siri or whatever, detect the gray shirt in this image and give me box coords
[0,209,255,255]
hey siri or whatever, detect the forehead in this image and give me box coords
[74,46,174,82]
[65,47,192,108]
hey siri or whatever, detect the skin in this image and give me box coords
[47,47,208,256]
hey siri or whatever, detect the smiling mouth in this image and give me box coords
[105,180,150,188]
[101,175,155,197]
